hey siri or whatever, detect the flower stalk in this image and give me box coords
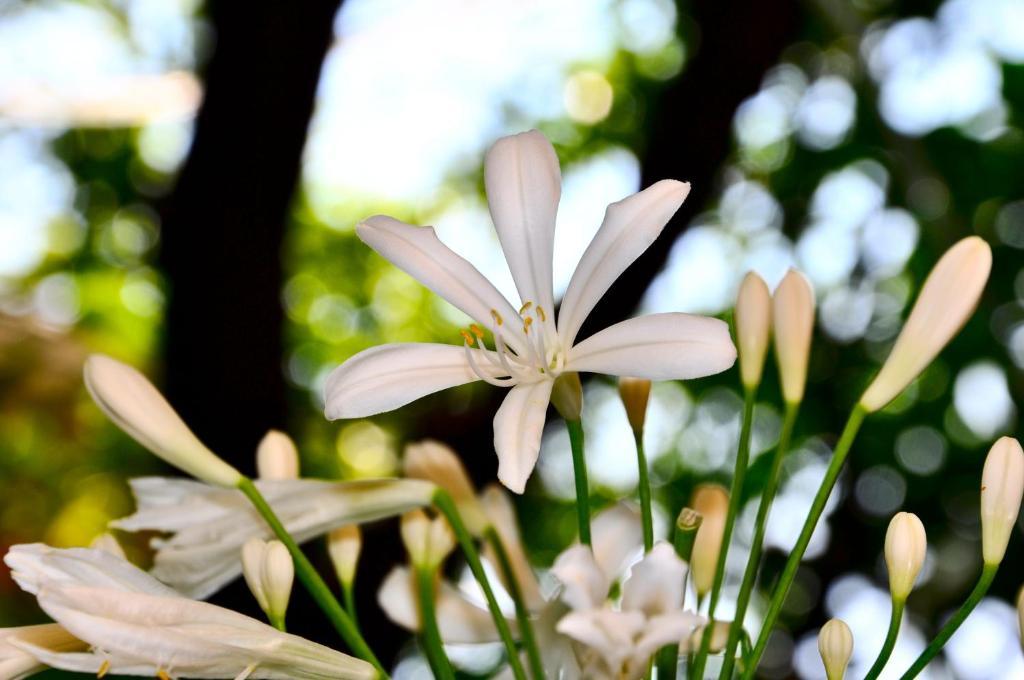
[863,598,905,680]
[620,377,654,552]
[414,565,455,680]
[483,525,545,680]
[566,418,592,546]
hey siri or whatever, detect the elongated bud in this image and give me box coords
[256,430,299,480]
[818,618,853,680]
[860,237,991,412]
[884,512,926,601]
[551,372,583,421]
[690,484,728,598]
[83,354,242,487]
[241,538,294,626]
[981,437,1024,565]
[328,525,362,587]
[773,269,814,404]
[682,620,731,653]
[400,509,455,569]
[736,272,772,391]
[618,377,652,432]
[404,440,488,536]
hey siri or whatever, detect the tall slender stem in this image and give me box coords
[484,526,545,680]
[742,405,868,678]
[719,402,799,679]
[342,580,359,630]
[566,419,591,546]
[237,478,385,677]
[416,564,456,680]
[691,390,756,680]
[898,564,998,679]
[633,428,654,552]
[433,490,528,680]
[864,599,905,680]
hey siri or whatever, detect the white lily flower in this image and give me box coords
[324,130,737,493]
[4,545,375,680]
[1,624,85,680]
[110,476,436,598]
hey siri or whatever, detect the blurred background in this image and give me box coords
[1,0,1023,677]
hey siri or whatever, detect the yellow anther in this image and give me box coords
[469,324,484,338]
[460,329,476,346]
[97,660,110,679]
[491,309,503,326]
[523,324,530,335]
[157,670,171,680]
[519,301,533,314]
[536,306,547,322]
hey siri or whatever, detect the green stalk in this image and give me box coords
[632,428,654,552]
[566,418,591,546]
[416,564,456,680]
[433,490,528,680]
[237,478,385,677]
[863,598,905,680]
[269,614,286,632]
[719,401,799,680]
[691,390,756,680]
[341,579,359,630]
[898,564,998,679]
[742,404,868,679]
[658,510,703,680]
[484,526,545,680]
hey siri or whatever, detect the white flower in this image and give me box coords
[4,545,375,680]
[110,476,436,598]
[1,624,85,680]
[324,130,737,493]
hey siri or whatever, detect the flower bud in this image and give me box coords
[618,377,652,432]
[682,620,731,653]
[736,271,772,390]
[860,237,991,412]
[690,484,728,598]
[83,354,242,487]
[241,538,294,626]
[981,437,1024,565]
[772,269,814,404]
[328,525,362,587]
[404,440,488,536]
[884,512,926,601]
[818,618,853,680]
[256,430,299,480]
[400,509,455,569]
[551,372,583,421]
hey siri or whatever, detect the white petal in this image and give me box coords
[621,542,688,617]
[558,180,690,347]
[493,380,553,494]
[568,313,736,380]
[4,544,180,598]
[324,343,505,420]
[356,216,524,349]
[555,609,644,669]
[636,611,703,657]
[590,504,644,583]
[484,130,561,316]
[550,545,609,611]
[480,485,544,611]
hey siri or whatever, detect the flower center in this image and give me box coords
[460,300,566,386]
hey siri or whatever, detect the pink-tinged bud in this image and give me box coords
[328,525,362,587]
[735,271,772,390]
[818,619,853,680]
[860,237,991,412]
[884,512,926,601]
[981,437,1024,565]
[772,269,815,404]
[618,377,652,432]
[256,430,299,480]
[690,484,728,598]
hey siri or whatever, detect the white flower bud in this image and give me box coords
[328,525,362,587]
[772,269,814,404]
[860,237,991,412]
[241,538,293,626]
[618,377,652,433]
[83,354,242,487]
[884,512,926,601]
[981,437,1024,565]
[256,430,299,480]
[690,484,728,598]
[818,618,853,680]
[736,271,772,390]
[404,440,488,536]
[400,510,455,569]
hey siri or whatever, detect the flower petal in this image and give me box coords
[590,503,644,584]
[550,545,609,611]
[638,611,704,657]
[493,379,553,494]
[324,343,505,420]
[484,130,561,319]
[567,313,736,380]
[558,180,690,347]
[555,609,645,669]
[621,542,688,617]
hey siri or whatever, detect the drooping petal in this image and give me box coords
[555,609,645,674]
[324,343,507,420]
[558,180,690,347]
[590,503,644,583]
[480,485,545,611]
[621,542,688,617]
[484,130,561,317]
[637,611,704,657]
[4,544,180,598]
[493,379,553,494]
[356,216,523,345]
[567,313,736,380]
[550,545,609,611]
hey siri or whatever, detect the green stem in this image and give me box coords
[864,598,905,680]
[484,526,545,680]
[269,614,286,632]
[719,401,799,680]
[691,390,756,680]
[656,645,679,680]
[898,564,999,679]
[416,564,456,680]
[566,418,591,546]
[342,579,359,630]
[237,478,385,676]
[742,404,868,679]
[433,490,528,680]
[632,428,654,552]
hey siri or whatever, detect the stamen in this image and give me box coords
[492,331,517,375]
[490,309,503,326]
[536,306,547,322]
[463,342,517,387]
[234,664,258,680]
[97,660,110,679]
[469,324,484,338]
[459,329,476,346]
[519,301,533,314]
[157,670,171,680]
